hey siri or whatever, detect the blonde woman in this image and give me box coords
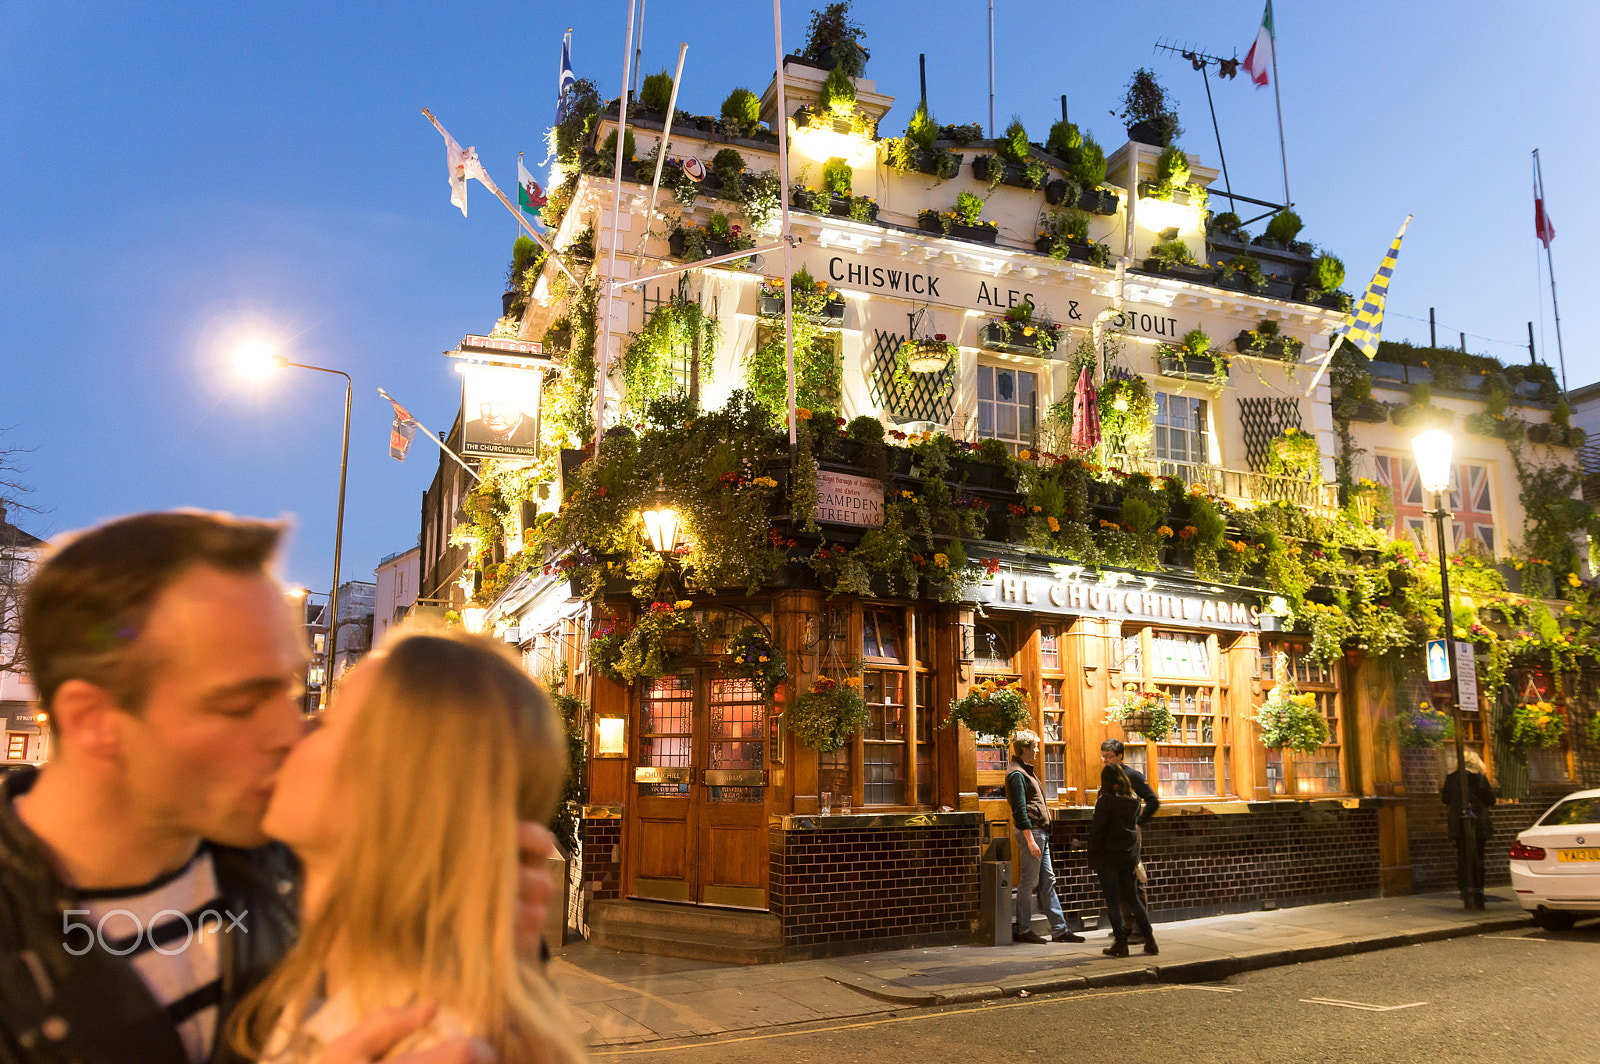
[231,631,586,1064]
[1442,747,1496,910]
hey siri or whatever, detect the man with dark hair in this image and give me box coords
[1099,738,1159,940]
[0,511,524,1064]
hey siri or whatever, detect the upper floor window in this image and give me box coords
[1154,392,1208,479]
[976,365,1037,453]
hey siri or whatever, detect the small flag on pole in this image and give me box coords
[518,156,546,218]
[1330,216,1412,360]
[1535,194,1556,248]
[430,116,489,218]
[1242,1,1274,87]
[555,29,575,123]
[386,396,419,461]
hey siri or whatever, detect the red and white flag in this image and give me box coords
[1535,195,1556,248]
[386,395,419,462]
[438,125,490,217]
[1242,1,1275,88]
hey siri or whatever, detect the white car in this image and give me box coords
[1508,787,1600,930]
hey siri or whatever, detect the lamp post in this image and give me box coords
[1413,429,1480,911]
[641,475,683,600]
[237,344,352,709]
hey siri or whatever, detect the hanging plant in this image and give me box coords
[1098,371,1155,455]
[593,601,709,685]
[724,625,788,706]
[1252,653,1331,753]
[1265,427,1322,480]
[1102,688,1175,742]
[896,334,957,389]
[1509,700,1566,749]
[789,674,869,752]
[946,678,1030,742]
[1396,700,1455,748]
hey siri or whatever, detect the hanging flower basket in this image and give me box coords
[723,625,788,706]
[1103,689,1174,741]
[905,338,955,373]
[946,679,1030,742]
[593,601,708,685]
[1252,653,1330,753]
[789,675,869,752]
[1396,702,1455,748]
[1509,701,1566,749]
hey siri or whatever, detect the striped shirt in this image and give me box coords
[80,848,223,1064]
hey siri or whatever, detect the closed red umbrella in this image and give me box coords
[1071,366,1101,453]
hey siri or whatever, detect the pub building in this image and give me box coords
[423,50,1593,962]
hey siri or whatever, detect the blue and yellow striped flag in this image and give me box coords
[1331,215,1412,359]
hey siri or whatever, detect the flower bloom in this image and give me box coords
[933,553,949,568]
[1047,516,1060,532]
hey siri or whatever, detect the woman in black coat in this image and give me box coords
[1088,763,1158,956]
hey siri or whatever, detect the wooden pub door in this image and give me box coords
[627,672,769,908]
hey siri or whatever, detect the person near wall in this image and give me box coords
[1005,730,1083,944]
[1100,738,1159,940]
[1441,748,1496,911]
[1088,762,1158,957]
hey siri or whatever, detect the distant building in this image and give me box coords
[374,544,421,645]
[330,580,376,683]
[1,505,47,765]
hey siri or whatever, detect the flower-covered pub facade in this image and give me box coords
[424,14,1600,960]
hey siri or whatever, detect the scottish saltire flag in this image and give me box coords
[1331,216,1412,360]
[555,30,575,122]
[387,396,419,461]
[1242,1,1274,87]
[518,156,546,218]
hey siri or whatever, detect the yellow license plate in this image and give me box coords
[1557,849,1600,862]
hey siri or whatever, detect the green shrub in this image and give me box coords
[1311,253,1344,291]
[1046,119,1080,160]
[1156,145,1190,186]
[1266,209,1303,243]
[640,71,674,114]
[1074,134,1107,187]
[846,414,885,442]
[907,101,937,150]
[512,235,538,275]
[1211,211,1242,233]
[1181,328,1211,359]
[802,1,868,76]
[1151,238,1195,265]
[822,157,853,196]
[955,191,984,225]
[600,128,636,161]
[820,65,856,117]
[720,87,760,125]
[706,212,732,240]
[712,148,746,175]
[1000,117,1030,165]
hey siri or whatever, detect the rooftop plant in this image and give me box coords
[639,70,674,114]
[1074,134,1107,188]
[1264,209,1304,244]
[721,87,761,126]
[1046,119,1080,161]
[801,1,868,77]
[1115,68,1182,145]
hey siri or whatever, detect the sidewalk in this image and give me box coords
[549,892,1530,1048]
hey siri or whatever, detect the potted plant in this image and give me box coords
[1070,135,1118,214]
[1158,328,1228,383]
[1252,653,1331,753]
[1335,373,1388,423]
[1035,206,1111,267]
[1294,252,1346,306]
[724,625,788,706]
[592,601,709,685]
[894,334,958,397]
[1098,371,1156,454]
[918,191,998,243]
[1234,319,1303,362]
[946,678,1031,742]
[979,300,1062,355]
[1509,700,1566,749]
[1265,427,1320,480]
[719,87,764,139]
[797,0,869,76]
[1103,688,1175,741]
[759,266,846,323]
[972,118,1048,190]
[1137,145,1205,209]
[883,100,962,179]
[1396,701,1456,748]
[636,70,674,119]
[1254,209,1304,250]
[1208,211,1248,244]
[1115,68,1182,147]
[789,674,870,752]
[1141,238,1213,284]
[1218,253,1269,293]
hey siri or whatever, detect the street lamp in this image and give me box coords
[236,343,353,709]
[1412,429,1481,911]
[641,476,681,554]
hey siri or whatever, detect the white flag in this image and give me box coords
[442,128,471,216]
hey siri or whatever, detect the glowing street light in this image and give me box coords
[641,475,681,554]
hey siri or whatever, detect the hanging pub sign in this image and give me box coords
[978,564,1263,632]
[460,362,543,460]
[815,469,884,527]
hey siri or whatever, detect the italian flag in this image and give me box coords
[1242,1,1274,88]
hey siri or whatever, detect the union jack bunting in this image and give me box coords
[1330,215,1412,360]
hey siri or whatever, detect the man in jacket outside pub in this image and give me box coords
[1006,730,1083,944]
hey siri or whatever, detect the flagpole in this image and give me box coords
[1534,149,1567,394]
[634,43,688,278]
[1268,0,1289,205]
[420,109,579,286]
[774,0,798,463]
[377,388,482,483]
[595,0,640,445]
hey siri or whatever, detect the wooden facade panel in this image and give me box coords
[637,817,689,879]
[704,822,766,888]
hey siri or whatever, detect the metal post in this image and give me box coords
[632,0,647,98]
[1430,307,1437,347]
[1199,61,1233,199]
[987,0,995,138]
[1534,150,1568,394]
[1528,321,1537,366]
[1431,488,1479,910]
[919,54,927,107]
[773,0,797,464]
[287,362,352,709]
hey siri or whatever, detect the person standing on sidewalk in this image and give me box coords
[1441,748,1496,910]
[1006,731,1082,944]
[1100,739,1158,939]
[1088,763,1157,957]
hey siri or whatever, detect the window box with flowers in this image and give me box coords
[1034,206,1111,267]
[1509,700,1566,750]
[757,267,846,325]
[1103,688,1175,742]
[1234,320,1303,363]
[790,674,870,752]
[1141,239,1214,285]
[668,213,757,268]
[946,678,1030,742]
[918,191,999,244]
[979,302,1062,356]
[1157,328,1228,383]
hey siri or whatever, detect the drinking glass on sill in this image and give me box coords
[819,792,832,815]
[838,793,852,815]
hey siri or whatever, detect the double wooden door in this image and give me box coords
[627,672,768,908]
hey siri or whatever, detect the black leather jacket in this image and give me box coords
[0,768,299,1064]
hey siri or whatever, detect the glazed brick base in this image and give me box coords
[1045,804,1381,925]
[1401,749,1568,892]
[770,824,982,958]
[576,817,623,938]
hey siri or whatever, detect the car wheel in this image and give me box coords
[1533,909,1579,931]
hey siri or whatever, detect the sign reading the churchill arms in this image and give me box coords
[815,470,884,527]
[979,565,1263,632]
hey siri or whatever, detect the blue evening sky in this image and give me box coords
[3,1,1594,592]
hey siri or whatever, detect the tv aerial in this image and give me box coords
[1153,39,1240,202]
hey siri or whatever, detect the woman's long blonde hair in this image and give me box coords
[233,631,585,1064]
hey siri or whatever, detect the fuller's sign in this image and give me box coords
[979,566,1262,632]
[815,469,883,527]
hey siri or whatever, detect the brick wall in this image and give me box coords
[1045,803,1381,925]
[1401,748,1568,892]
[576,817,622,938]
[770,822,982,958]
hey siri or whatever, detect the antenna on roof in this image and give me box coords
[1153,38,1238,204]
